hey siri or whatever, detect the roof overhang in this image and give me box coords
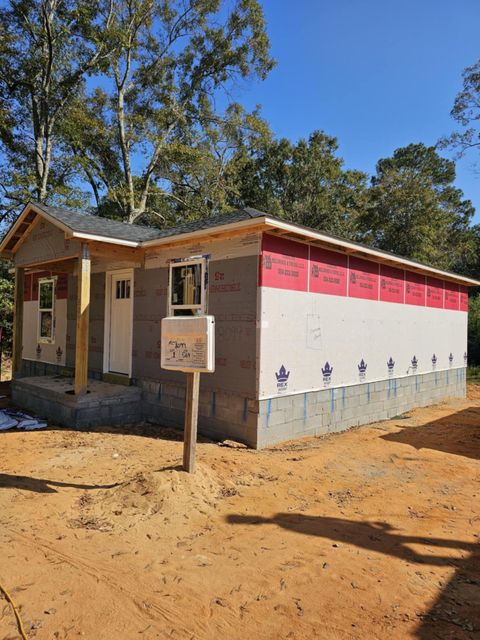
[142,215,480,287]
[0,203,141,259]
[2,203,479,287]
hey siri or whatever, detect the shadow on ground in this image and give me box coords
[415,543,480,639]
[381,407,480,460]
[226,513,475,566]
[226,513,480,638]
[0,416,216,445]
[0,473,120,493]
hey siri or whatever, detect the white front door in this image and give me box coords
[107,270,133,375]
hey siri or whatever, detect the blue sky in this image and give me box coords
[238,0,480,221]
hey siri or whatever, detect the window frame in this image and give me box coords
[38,276,56,344]
[115,278,131,300]
[167,257,208,316]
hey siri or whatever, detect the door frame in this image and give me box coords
[103,268,134,377]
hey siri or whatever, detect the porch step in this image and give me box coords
[11,376,141,428]
[102,372,132,386]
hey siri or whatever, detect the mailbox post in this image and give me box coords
[160,316,215,473]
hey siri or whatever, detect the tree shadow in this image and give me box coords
[0,473,120,494]
[0,419,217,445]
[381,406,480,460]
[226,513,476,567]
[415,544,480,639]
[227,513,480,637]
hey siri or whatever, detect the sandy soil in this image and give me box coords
[0,386,479,640]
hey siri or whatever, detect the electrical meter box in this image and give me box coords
[160,315,215,373]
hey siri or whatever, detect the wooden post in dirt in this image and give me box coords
[12,266,25,377]
[161,315,215,474]
[183,371,200,473]
[74,243,91,396]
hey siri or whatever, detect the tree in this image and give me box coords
[81,101,271,226]
[226,130,370,239]
[61,0,274,224]
[468,293,480,366]
[362,143,475,271]
[0,260,14,354]
[441,58,480,161]
[0,0,116,223]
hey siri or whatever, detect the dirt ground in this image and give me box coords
[0,385,479,640]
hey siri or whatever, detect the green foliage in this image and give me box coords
[226,130,370,239]
[0,260,13,353]
[362,143,475,271]
[440,58,480,161]
[0,0,125,223]
[59,0,274,224]
[468,293,480,365]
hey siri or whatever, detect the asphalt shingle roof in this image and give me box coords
[2,201,477,285]
[34,202,266,244]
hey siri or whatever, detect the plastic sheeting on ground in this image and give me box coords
[0,409,47,431]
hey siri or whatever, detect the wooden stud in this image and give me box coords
[8,213,39,254]
[12,267,25,377]
[183,371,200,473]
[74,243,91,396]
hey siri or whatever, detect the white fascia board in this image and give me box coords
[262,217,480,287]
[71,231,140,247]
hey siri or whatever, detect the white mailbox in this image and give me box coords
[161,315,215,373]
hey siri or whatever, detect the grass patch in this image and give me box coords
[467,366,480,384]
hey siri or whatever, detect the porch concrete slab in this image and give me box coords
[11,376,142,428]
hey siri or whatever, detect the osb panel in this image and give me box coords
[89,272,106,372]
[16,218,80,266]
[65,273,105,372]
[66,275,77,368]
[144,232,260,269]
[132,256,258,396]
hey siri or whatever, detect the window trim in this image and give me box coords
[38,276,56,344]
[167,257,208,316]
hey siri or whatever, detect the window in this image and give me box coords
[168,258,207,316]
[116,279,131,299]
[38,278,55,343]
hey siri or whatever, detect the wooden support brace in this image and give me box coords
[12,266,24,377]
[183,371,200,473]
[74,243,91,396]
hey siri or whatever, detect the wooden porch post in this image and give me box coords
[183,371,200,473]
[74,243,91,396]
[12,266,24,377]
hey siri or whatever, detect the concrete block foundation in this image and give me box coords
[11,376,141,428]
[10,367,466,450]
[138,378,259,447]
[256,368,467,448]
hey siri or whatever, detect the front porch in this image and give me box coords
[11,376,141,428]
[0,204,148,430]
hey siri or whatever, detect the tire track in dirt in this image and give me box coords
[3,527,209,637]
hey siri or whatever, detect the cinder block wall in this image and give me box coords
[21,359,103,380]
[256,368,467,448]
[138,378,260,447]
